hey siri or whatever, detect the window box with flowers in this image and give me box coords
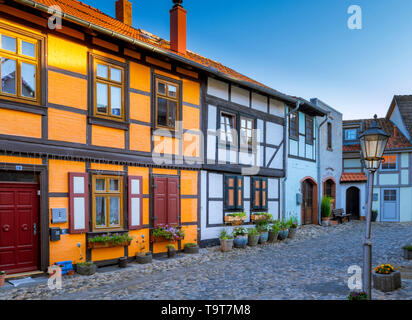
[373,264,401,292]
[251,212,270,223]
[151,225,185,243]
[224,212,246,226]
[87,233,133,249]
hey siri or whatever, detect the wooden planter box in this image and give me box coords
[87,240,131,249]
[373,271,402,292]
[224,216,245,225]
[251,214,269,222]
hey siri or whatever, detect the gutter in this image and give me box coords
[281,100,302,221]
[13,0,300,106]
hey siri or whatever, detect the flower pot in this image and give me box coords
[259,231,269,244]
[248,234,259,247]
[403,249,412,260]
[372,211,378,222]
[321,217,331,226]
[76,264,97,276]
[184,246,200,254]
[268,231,279,243]
[0,274,6,287]
[167,248,176,258]
[233,235,248,248]
[288,228,297,239]
[278,229,289,240]
[118,256,128,268]
[136,253,152,264]
[373,271,401,292]
[220,239,234,252]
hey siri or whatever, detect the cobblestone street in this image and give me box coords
[1,221,411,300]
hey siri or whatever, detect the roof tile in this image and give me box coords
[340,173,367,183]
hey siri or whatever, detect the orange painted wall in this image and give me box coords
[181,199,197,223]
[130,124,151,152]
[130,92,150,123]
[181,225,198,247]
[181,170,198,195]
[129,229,150,256]
[48,160,85,193]
[182,79,200,106]
[50,234,86,265]
[153,135,180,156]
[0,156,42,165]
[183,133,201,158]
[130,62,151,92]
[90,163,123,172]
[91,125,125,149]
[48,108,86,144]
[182,106,200,130]
[0,108,41,138]
[48,71,88,110]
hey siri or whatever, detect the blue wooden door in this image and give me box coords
[381,189,399,222]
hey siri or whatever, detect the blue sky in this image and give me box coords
[81,0,412,120]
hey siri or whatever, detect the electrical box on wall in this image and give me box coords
[51,208,67,224]
[296,193,303,205]
[50,227,61,241]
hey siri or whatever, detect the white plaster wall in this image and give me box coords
[207,78,229,100]
[251,93,268,113]
[266,121,283,146]
[269,98,285,118]
[379,174,399,185]
[230,85,250,107]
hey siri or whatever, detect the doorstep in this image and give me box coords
[5,271,45,280]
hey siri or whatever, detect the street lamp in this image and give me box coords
[359,115,390,299]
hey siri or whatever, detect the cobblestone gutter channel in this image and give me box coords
[1,221,411,300]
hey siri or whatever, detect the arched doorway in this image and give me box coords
[323,178,336,209]
[346,187,360,220]
[301,177,318,225]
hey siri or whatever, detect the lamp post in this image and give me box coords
[359,115,390,300]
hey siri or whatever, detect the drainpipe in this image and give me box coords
[281,100,302,222]
[317,112,330,225]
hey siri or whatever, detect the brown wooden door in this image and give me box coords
[153,177,180,226]
[0,183,39,274]
[303,180,313,225]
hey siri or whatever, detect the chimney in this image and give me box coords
[170,0,187,55]
[116,0,132,26]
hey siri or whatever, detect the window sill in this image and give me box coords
[87,229,128,235]
[0,98,46,115]
[88,116,129,130]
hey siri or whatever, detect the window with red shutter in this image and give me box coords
[153,176,180,226]
[128,176,143,230]
[69,173,89,234]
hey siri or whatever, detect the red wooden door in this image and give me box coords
[153,177,180,226]
[303,180,313,225]
[0,183,39,274]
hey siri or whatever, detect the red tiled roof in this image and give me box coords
[22,0,273,90]
[340,173,367,183]
[343,118,412,152]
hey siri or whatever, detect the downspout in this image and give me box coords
[317,112,330,225]
[281,100,301,221]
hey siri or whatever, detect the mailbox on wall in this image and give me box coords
[51,208,68,224]
[296,193,303,205]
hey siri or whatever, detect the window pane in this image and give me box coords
[1,58,16,94]
[110,86,122,116]
[262,191,267,207]
[96,82,108,114]
[1,35,16,52]
[109,179,119,191]
[21,41,35,58]
[158,82,166,95]
[97,64,108,79]
[228,178,234,187]
[95,197,106,227]
[109,197,120,226]
[228,189,234,206]
[168,100,177,128]
[168,84,177,97]
[21,62,36,98]
[255,190,260,206]
[238,188,242,206]
[110,67,121,82]
[157,97,167,126]
[95,179,105,191]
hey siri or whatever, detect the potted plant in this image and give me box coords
[224,212,247,226]
[277,221,289,240]
[268,221,281,243]
[184,243,200,254]
[136,252,153,264]
[76,261,97,276]
[287,217,298,239]
[118,256,128,268]
[372,210,378,222]
[373,264,402,292]
[87,233,133,249]
[0,271,6,287]
[321,196,332,225]
[152,225,185,243]
[256,222,270,244]
[348,291,368,300]
[402,245,412,260]
[251,212,271,223]
[166,244,176,258]
[247,227,260,247]
[232,227,248,249]
[219,229,234,252]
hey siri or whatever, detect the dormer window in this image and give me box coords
[344,128,358,141]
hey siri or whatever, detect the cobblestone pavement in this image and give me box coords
[1,221,411,300]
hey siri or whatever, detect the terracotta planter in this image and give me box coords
[87,240,131,249]
[184,246,200,254]
[268,231,279,243]
[0,274,6,287]
[76,264,97,276]
[288,228,297,239]
[251,215,269,222]
[220,239,234,252]
[403,249,412,260]
[136,253,152,264]
[373,271,402,292]
[248,234,259,247]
